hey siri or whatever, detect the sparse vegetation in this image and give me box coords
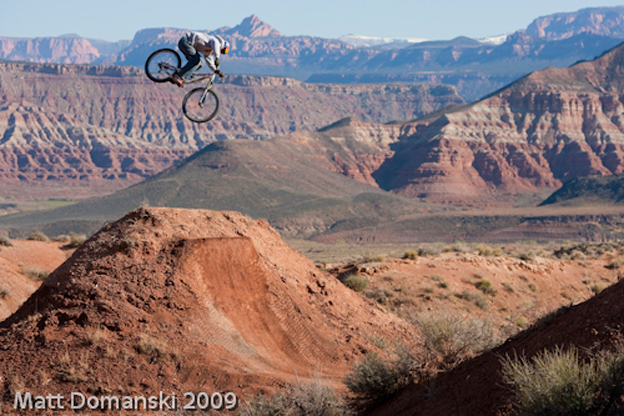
[362,254,385,263]
[415,309,497,371]
[343,274,369,292]
[0,286,11,299]
[21,266,50,281]
[456,290,489,311]
[27,231,49,242]
[590,282,607,294]
[67,232,87,248]
[239,376,350,416]
[514,317,529,329]
[0,234,12,247]
[364,287,393,304]
[476,278,496,295]
[134,334,179,363]
[607,257,624,270]
[402,250,418,260]
[85,327,108,346]
[344,345,417,408]
[502,344,624,416]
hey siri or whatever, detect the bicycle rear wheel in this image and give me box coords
[145,48,181,83]
[182,88,220,123]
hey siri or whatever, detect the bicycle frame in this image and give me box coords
[196,74,217,107]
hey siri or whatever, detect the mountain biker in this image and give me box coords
[171,32,230,87]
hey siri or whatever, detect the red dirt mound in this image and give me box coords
[372,272,624,416]
[0,207,414,413]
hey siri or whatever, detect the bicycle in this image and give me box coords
[145,48,220,123]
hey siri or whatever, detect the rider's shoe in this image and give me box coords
[171,74,184,87]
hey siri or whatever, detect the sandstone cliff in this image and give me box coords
[372,42,624,205]
[0,62,462,198]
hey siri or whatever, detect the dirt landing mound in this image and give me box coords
[373,273,624,416]
[0,207,414,412]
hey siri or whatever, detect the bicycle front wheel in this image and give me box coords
[182,88,220,123]
[145,48,181,83]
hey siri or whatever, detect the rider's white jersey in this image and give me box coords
[185,32,224,71]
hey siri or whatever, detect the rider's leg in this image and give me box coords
[177,37,202,81]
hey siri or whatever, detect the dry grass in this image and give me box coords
[20,266,50,281]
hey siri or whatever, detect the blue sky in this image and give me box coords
[1,1,623,42]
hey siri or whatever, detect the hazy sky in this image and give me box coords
[2,1,623,42]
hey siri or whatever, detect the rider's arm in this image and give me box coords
[205,37,221,72]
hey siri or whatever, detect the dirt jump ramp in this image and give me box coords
[0,207,415,409]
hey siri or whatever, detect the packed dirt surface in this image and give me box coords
[0,239,71,320]
[0,207,415,414]
[338,247,622,332]
[371,265,624,416]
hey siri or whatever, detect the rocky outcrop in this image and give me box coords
[526,6,624,40]
[372,42,624,205]
[0,36,100,64]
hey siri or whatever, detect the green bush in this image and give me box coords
[343,274,368,292]
[502,345,624,416]
[476,279,496,295]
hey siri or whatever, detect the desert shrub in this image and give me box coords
[514,317,529,329]
[402,250,418,260]
[21,267,50,281]
[517,251,535,262]
[343,274,368,292]
[27,231,48,242]
[239,377,350,416]
[607,258,624,270]
[502,282,515,293]
[0,286,10,299]
[238,393,288,416]
[429,275,448,288]
[476,279,496,295]
[84,327,108,346]
[67,232,87,248]
[502,345,624,416]
[415,309,497,371]
[418,245,442,256]
[134,335,179,363]
[362,254,385,263]
[0,234,12,247]
[456,290,489,311]
[364,288,392,304]
[476,244,494,256]
[344,346,417,408]
[590,282,608,294]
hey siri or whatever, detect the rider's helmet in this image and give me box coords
[221,40,231,55]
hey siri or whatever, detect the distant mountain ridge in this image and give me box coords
[0,61,462,199]
[1,8,624,100]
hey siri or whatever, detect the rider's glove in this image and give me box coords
[215,58,220,67]
[215,70,224,78]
